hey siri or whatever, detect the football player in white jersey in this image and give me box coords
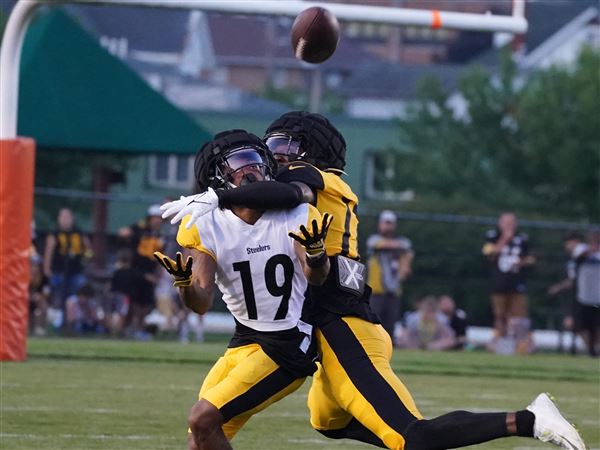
[153,130,332,450]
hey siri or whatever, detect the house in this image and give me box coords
[518,1,599,70]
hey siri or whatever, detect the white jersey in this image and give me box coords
[177,203,321,331]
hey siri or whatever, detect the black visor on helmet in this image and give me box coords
[221,147,265,171]
[217,147,270,183]
[264,134,301,160]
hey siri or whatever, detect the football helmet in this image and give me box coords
[194,129,276,191]
[264,111,346,173]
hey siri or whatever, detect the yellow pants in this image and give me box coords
[308,317,422,450]
[198,343,306,439]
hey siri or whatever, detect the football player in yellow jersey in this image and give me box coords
[161,116,586,450]
[155,130,333,450]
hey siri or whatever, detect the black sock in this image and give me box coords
[516,410,535,437]
[404,411,509,450]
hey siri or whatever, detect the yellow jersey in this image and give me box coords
[276,161,360,260]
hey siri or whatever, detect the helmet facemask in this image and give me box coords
[263,132,308,166]
[215,146,272,189]
[264,111,346,173]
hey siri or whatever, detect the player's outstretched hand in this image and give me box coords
[160,188,219,228]
[289,213,333,256]
[153,251,193,287]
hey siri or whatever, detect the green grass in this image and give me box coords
[1,338,598,450]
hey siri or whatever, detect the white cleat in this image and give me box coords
[527,393,587,450]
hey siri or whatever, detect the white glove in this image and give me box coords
[160,187,220,228]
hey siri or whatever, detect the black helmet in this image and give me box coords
[264,111,346,172]
[194,129,276,192]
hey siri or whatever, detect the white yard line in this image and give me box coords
[1,406,118,414]
[0,433,159,440]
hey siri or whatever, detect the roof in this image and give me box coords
[65,4,189,53]
[474,0,598,67]
[338,62,465,99]
[57,6,374,71]
[18,8,211,154]
[524,0,597,54]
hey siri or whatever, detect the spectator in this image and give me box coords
[398,296,456,350]
[482,212,535,352]
[438,295,467,350]
[107,250,139,336]
[29,255,50,336]
[571,231,600,356]
[42,208,92,318]
[118,205,165,339]
[366,210,414,342]
[65,284,103,335]
[547,233,584,352]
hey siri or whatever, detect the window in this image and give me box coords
[364,150,414,201]
[148,154,195,189]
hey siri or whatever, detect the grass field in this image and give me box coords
[1,337,598,450]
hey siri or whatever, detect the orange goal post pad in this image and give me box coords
[0,138,35,361]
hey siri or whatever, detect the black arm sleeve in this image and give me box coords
[216,181,304,210]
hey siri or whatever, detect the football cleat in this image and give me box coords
[526,393,587,450]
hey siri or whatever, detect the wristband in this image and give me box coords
[306,251,328,268]
[173,277,192,288]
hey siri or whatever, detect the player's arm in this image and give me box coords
[153,250,215,315]
[517,236,535,267]
[482,230,504,260]
[179,250,215,315]
[399,250,414,281]
[289,212,333,286]
[372,237,412,251]
[294,241,330,285]
[219,162,324,210]
[547,278,574,296]
[218,180,315,209]
[161,164,323,227]
[82,234,94,260]
[42,233,56,277]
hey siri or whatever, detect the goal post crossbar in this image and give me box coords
[0,0,527,139]
[75,0,528,33]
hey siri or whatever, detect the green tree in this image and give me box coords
[395,47,600,222]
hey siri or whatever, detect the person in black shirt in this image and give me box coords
[482,212,535,348]
[43,208,91,313]
[118,205,165,337]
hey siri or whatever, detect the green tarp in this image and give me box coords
[18,8,211,154]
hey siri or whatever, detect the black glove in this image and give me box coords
[153,251,193,287]
[288,213,333,256]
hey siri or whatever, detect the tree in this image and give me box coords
[394,47,600,222]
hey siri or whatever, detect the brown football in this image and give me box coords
[291,6,340,64]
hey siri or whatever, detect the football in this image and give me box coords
[291,6,340,64]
